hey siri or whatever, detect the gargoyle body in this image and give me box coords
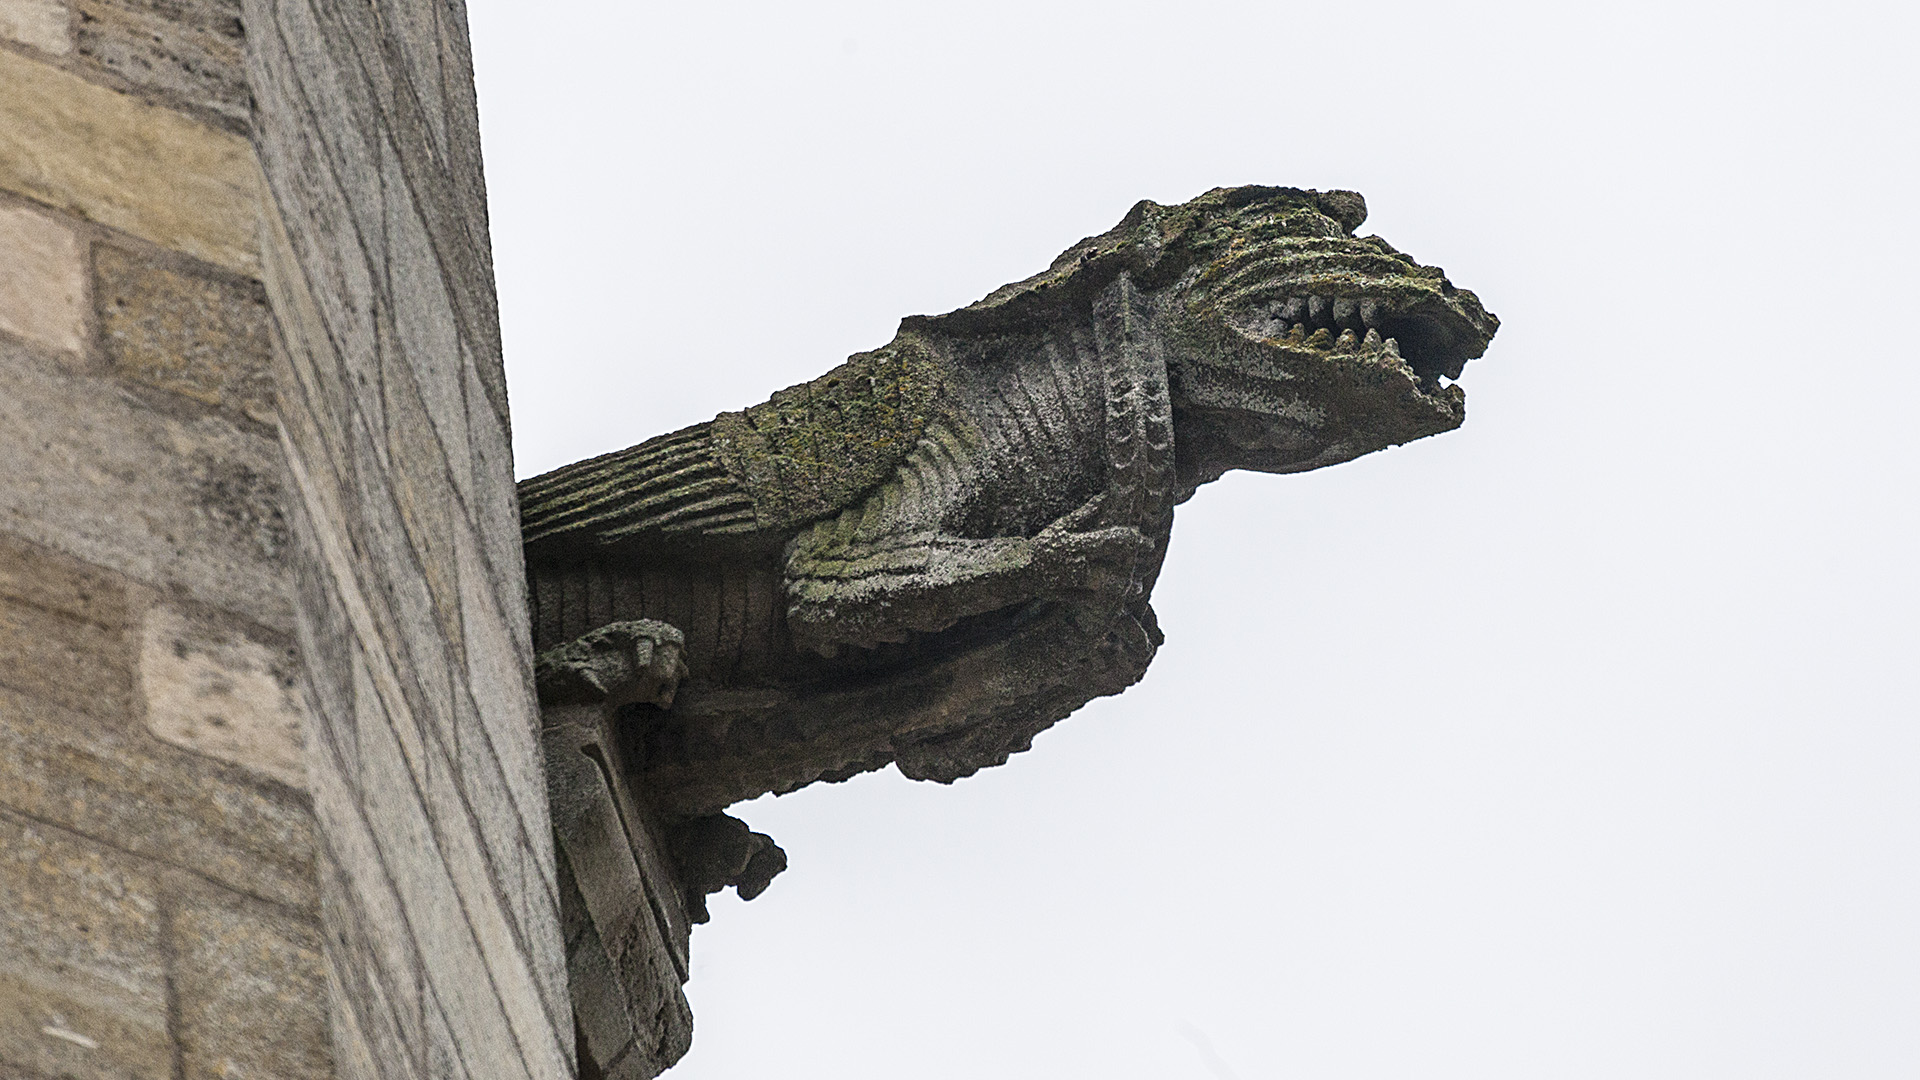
[531,187,1497,1075]
[526,184,1496,813]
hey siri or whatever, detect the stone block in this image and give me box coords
[245,8,384,413]
[322,954,396,1080]
[73,0,247,134]
[423,987,470,1080]
[0,337,292,632]
[379,146,471,507]
[170,882,332,1080]
[455,514,544,838]
[0,810,172,1080]
[0,682,318,910]
[0,532,134,721]
[338,679,542,1080]
[0,0,69,54]
[96,242,275,424]
[451,688,562,1017]
[381,361,464,654]
[321,945,421,1080]
[461,349,532,643]
[0,531,129,627]
[419,733,573,1078]
[0,47,260,275]
[0,203,87,355]
[261,192,352,460]
[139,600,308,789]
[0,566,133,720]
[315,841,426,1078]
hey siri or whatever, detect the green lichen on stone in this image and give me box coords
[712,334,949,530]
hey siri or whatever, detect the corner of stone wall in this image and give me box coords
[0,4,570,1075]
[243,0,573,1075]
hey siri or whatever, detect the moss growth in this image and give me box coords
[713,334,950,530]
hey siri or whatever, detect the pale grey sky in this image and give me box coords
[468,2,1919,1075]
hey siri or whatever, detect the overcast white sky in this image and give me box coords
[466,2,1919,1076]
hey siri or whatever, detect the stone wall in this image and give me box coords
[244,0,574,1075]
[0,1,572,1076]
[0,8,328,1076]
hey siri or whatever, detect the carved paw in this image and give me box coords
[1030,522,1153,599]
[534,619,691,708]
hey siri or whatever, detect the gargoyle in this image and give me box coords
[525,182,1496,804]
[529,186,1497,1076]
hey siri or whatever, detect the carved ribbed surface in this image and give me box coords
[519,422,759,556]
[528,556,790,683]
[1090,274,1177,612]
[970,330,1101,519]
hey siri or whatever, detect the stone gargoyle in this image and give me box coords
[524,185,1497,1077]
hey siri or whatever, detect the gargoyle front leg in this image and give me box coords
[784,493,1152,656]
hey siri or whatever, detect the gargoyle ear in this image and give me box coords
[1316,190,1368,235]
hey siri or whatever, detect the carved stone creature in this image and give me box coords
[531,186,1497,1075]
[526,184,1496,814]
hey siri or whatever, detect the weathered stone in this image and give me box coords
[417,731,571,1080]
[96,242,276,424]
[170,882,332,1080]
[73,0,248,135]
[521,186,1502,818]
[381,362,464,654]
[319,952,396,1080]
[139,600,308,789]
[322,672,547,1080]
[456,512,549,855]
[310,717,428,1069]
[543,700,692,1080]
[461,348,534,648]
[0,0,69,55]
[0,564,133,720]
[380,165,472,507]
[517,187,1500,1077]
[0,681,318,910]
[0,531,130,628]
[448,683,560,1029]
[0,204,87,356]
[0,532,133,724]
[0,336,292,632]
[0,47,259,274]
[0,810,172,1080]
[248,0,573,1070]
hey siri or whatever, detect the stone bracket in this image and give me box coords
[539,622,697,1080]
[544,700,694,1079]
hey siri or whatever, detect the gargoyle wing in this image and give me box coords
[519,421,760,564]
[519,336,950,565]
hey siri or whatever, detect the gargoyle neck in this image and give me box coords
[1089,272,1177,534]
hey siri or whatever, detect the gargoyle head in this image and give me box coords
[1144,187,1499,491]
[936,186,1499,497]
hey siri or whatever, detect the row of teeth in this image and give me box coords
[1275,322,1402,357]
[1272,294,1388,327]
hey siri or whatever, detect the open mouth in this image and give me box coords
[1240,294,1477,384]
